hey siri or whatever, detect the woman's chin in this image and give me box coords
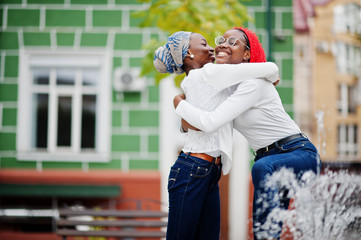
[215,58,227,64]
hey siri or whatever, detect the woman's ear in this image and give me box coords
[243,51,250,62]
[187,51,194,59]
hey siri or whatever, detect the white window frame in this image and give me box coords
[333,3,361,35]
[335,42,347,74]
[357,78,361,105]
[17,49,111,162]
[337,124,359,160]
[335,42,360,76]
[356,48,361,78]
[337,83,348,115]
[333,5,347,33]
[337,83,357,115]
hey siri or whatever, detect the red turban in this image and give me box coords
[234,27,266,63]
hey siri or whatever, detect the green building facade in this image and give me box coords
[0,0,294,171]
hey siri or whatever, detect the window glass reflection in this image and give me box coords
[82,69,98,86]
[57,96,72,147]
[56,69,75,85]
[81,95,96,149]
[33,94,48,148]
[33,68,50,85]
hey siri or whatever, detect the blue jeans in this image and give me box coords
[166,152,222,240]
[252,135,321,240]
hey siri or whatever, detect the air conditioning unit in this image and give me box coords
[113,67,146,92]
[316,41,329,53]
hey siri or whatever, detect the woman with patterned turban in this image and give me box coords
[173,27,321,240]
[154,31,278,240]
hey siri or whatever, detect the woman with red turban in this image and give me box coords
[174,27,321,240]
[154,30,279,240]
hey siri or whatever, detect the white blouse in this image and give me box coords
[179,62,279,174]
[176,67,301,153]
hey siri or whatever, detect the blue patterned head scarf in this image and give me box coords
[153,31,191,75]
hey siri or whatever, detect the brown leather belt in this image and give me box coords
[185,152,221,165]
[256,133,306,155]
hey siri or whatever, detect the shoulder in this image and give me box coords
[201,62,238,73]
[244,78,273,86]
[199,63,216,74]
[203,63,216,69]
[182,67,211,91]
[239,78,266,87]
[235,78,272,94]
[202,63,235,73]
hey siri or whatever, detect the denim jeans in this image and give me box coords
[252,135,321,240]
[166,152,222,240]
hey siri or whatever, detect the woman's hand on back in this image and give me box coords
[173,94,186,109]
[181,119,200,132]
[273,78,280,86]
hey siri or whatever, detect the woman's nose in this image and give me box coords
[218,42,227,48]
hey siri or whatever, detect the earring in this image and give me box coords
[190,54,194,59]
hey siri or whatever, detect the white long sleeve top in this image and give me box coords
[179,62,279,174]
[176,69,301,153]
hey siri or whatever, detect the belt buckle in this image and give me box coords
[265,146,269,152]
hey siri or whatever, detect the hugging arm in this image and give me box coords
[174,62,278,132]
[203,62,279,91]
[181,119,200,131]
[174,94,200,131]
[175,80,262,133]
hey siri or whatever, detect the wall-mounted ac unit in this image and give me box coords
[316,41,329,53]
[113,67,146,92]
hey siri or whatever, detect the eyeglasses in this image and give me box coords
[215,36,250,49]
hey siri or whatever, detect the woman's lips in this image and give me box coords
[216,51,230,57]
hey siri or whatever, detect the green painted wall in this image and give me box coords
[0,0,160,170]
[242,0,294,116]
[0,0,294,171]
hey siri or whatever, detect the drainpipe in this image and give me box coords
[267,0,273,61]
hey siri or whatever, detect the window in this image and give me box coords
[17,50,111,162]
[333,3,361,35]
[337,83,357,115]
[335,42,361,76]
[337,124,358,160]
[335,42,347,74]
[355,47,361,78]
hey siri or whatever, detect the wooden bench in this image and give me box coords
[56,208,168,239]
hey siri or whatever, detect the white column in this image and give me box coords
[159,77,184,211]
[229,131,251,240]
